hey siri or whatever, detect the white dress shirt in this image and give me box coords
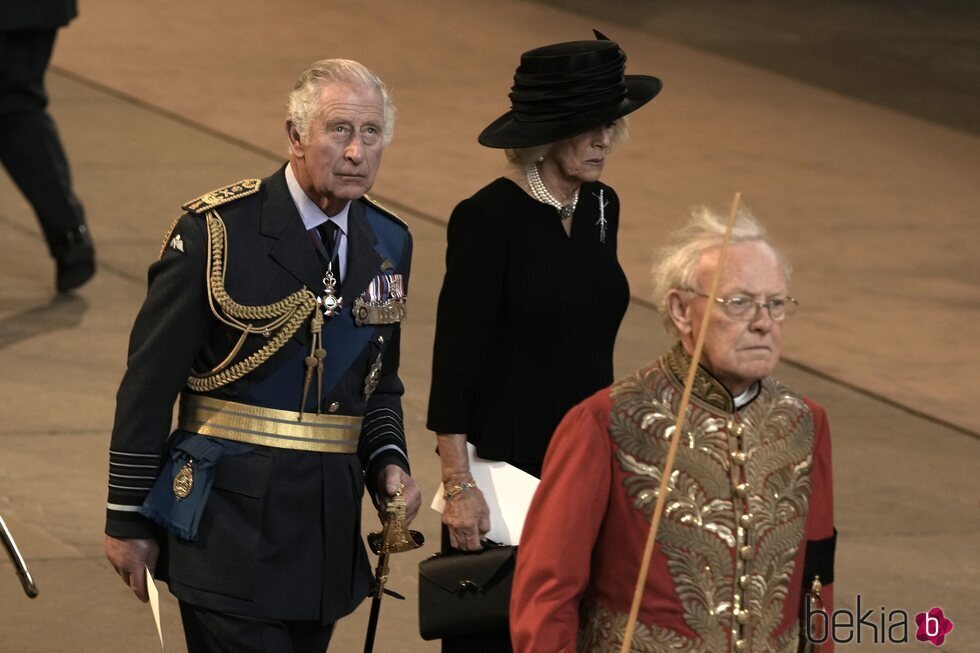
[285,163,349,283]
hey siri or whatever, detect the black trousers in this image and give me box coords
[179,601,335,653]
[0,27,86,255]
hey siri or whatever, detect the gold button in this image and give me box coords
[328,402,340,413]
[731,451,747,465]
[738,574,749,589]
[740,513,753,527]
[733,483,750,498]
[736,609,750,625]
[734,639,747,653]
[739,546,754,560]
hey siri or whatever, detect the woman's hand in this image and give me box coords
[436,432,491,551]
[443,484,491,551]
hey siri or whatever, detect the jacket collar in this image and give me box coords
[264,164,382,299]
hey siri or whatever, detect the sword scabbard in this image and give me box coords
[0,514,38,598]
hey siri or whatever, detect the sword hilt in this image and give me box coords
[366,484,424,597]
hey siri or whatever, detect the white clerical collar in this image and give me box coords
[733,382,760,409]
[285,163,349,235]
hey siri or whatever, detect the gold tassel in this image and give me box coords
[315,347,326,413]
[298,311,325,421]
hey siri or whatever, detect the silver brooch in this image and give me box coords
[594,189,608,244]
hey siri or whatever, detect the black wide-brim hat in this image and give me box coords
[478,35,662,149]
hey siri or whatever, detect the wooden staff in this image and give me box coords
[618,192,742,653]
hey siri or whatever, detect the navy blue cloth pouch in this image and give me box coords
[140,433,253,541]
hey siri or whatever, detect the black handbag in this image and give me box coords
[417,543,517,640]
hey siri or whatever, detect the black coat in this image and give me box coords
[427,178,629,476]
[106,167,413,623]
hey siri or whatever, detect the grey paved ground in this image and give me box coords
[0,2,977,651]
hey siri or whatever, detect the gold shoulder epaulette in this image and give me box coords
[363,194,408,229]
[182,179,262,215]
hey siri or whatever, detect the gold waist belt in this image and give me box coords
[178,395,361,454]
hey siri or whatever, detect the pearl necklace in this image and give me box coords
[526,162,579,221]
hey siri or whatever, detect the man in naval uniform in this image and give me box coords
[103,59,419,652]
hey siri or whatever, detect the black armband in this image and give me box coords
[802,528,837,585]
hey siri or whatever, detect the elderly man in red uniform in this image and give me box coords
[511,207,836,653]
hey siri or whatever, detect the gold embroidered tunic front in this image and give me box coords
[511,344,835,653]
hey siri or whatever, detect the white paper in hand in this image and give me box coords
[431,442,540,545]
[146,565,166,652]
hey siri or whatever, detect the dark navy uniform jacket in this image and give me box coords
[105,165,412,624]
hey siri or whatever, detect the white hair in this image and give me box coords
[652,205,792,335]
[287,59,396,146]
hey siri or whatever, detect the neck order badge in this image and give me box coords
[316,221,343,318]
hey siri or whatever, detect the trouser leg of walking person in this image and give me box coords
[179,601,335,653]
[0,28,94,292]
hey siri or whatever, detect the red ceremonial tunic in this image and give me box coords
[511,345,835,653]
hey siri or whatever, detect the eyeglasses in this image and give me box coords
[682,289,798,322]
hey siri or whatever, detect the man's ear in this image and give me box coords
[666,290,693,335]
[286,120,304,158]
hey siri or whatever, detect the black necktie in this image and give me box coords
[316,221,342,285]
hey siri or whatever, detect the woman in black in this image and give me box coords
[426,34,662,651]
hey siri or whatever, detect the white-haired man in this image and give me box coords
[104,59,419,652]
[512,207,836,652]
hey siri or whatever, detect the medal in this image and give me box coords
[318,264,343,317]
[173,459,194,500]
[363,351,383,400]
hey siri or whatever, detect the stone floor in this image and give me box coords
[0,2,977,651]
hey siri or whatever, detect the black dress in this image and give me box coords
[427,177,630,651]
[428,177,630,474]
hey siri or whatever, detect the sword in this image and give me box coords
[0,513,39,598]
[363,484,423,653]
[801,576,825,652]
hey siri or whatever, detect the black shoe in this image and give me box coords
[53,225,96,293]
